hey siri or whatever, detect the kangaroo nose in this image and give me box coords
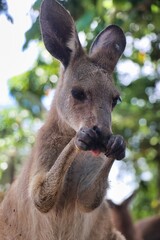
[92,125,101,136]
[92,125,112,136]
[93,124,112,142]
[92,125,112,153]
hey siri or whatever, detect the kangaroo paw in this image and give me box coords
[104,135,126,160]
[75,127,100,151]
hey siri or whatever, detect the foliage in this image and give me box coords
[0,0,13,23]
[8,48,59,117]
[1,0,160,219]
[0,107,43,188]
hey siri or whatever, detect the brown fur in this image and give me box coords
[108,193,142,240]
[108,193,160,240]
[0,0,127,239]
[135,215,160,240]
[0,192,4,203]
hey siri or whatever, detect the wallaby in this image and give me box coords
[108,193,160,240]
[0,0,127,239]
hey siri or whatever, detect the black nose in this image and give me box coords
[92,125,111,138]
[92,125,112,150]
[92,125,101,136]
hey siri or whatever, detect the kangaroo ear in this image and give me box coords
[40,0,82,67]
[122,190,137,207]
[107,199,117,208]
[89,25,126,72]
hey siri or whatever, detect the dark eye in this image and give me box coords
[71,88,86,101]
[112,96,122,108]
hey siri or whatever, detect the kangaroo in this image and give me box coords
[108,193,160,240]
[108,193,143,240]
[0,0,127,239]
[135,215,160,240]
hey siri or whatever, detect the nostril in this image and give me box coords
[93,126,101,135]
[99,106,103,109]
[93,125,98,131]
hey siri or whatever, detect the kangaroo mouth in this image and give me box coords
[91,149,102,156]
[75,126,126,161]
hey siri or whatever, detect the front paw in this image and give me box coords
[75,127,100,151]
[104,135,126,160]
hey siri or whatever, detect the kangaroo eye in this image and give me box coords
[71,88,86,101]
[112,96,122,108]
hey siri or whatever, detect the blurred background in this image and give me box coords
[0,0,160,221]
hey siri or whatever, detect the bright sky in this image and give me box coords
[0,0,38,107]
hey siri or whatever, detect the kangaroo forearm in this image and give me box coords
[30,138,79,213]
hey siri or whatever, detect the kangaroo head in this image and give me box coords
[40,0,126,138]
